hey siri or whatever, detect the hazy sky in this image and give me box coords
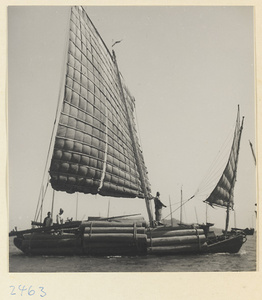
[8,6,256,231]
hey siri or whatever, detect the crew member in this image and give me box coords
[56,208,64,224]
[154,192,167,226]
[43,211,52,227]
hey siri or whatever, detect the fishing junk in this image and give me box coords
[10,6,246,256]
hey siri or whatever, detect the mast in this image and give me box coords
[180,186,183,224]
[249,141,256,221]
[224,114,244,234]
[195,207,199,224]
[51,189,55,221]
[249,140,256,165]
[75,193,79,220]
[169,196,173,226]
[205,203,208,224]
[107,200,110,218]
[112,50,153,225]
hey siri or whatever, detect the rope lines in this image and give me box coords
[193,122,235,201]
[34,8,72,222]
[163,119,236,221]
[163,195,195,220]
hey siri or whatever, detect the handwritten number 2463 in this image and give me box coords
[10,285,46,297]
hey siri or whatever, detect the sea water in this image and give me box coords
[9,234,256,272]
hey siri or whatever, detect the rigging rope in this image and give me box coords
[34,8,71,221]
[34,181,50,222]
[193,123,235,200]
[34,88,63,221]
[163,195,195,220]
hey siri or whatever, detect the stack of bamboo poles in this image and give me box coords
[147,227,207,254]
[80,221,147,255]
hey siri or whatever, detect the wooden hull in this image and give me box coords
[14,234,147,256]
[12,222,246,256]
[204,233,246,254]
[12,223,208,256]
[14,233,83,255]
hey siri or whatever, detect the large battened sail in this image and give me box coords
[204,107,244,209]
[49,6,150,199]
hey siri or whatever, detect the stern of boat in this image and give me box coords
[206,231,247,254]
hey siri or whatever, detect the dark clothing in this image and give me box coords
[154,196,166,222]
[43,217,52,227]
[154,196,166,210]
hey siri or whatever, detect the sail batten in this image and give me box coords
[98,104,109,191]
[204,107,244,209]
[49,6,150,199]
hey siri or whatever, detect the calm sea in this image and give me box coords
[9,235,256,272]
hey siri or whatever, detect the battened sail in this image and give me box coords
[204,107,244,209]
[49,6,150,198]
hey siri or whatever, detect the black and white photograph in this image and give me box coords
[2,1,261,299]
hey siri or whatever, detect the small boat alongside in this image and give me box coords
[231,227,254,236]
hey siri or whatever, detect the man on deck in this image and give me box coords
[153,192,167,226]
[43,212,52,227]
[56,208,64,224]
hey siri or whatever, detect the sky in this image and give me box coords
[8,6,256,231]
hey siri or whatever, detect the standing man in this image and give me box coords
[56,208,64,224]
[154,192,167,226]
[43,211,52,227]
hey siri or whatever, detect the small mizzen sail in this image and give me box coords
[49,6,151,199]
[204,106,244,210]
